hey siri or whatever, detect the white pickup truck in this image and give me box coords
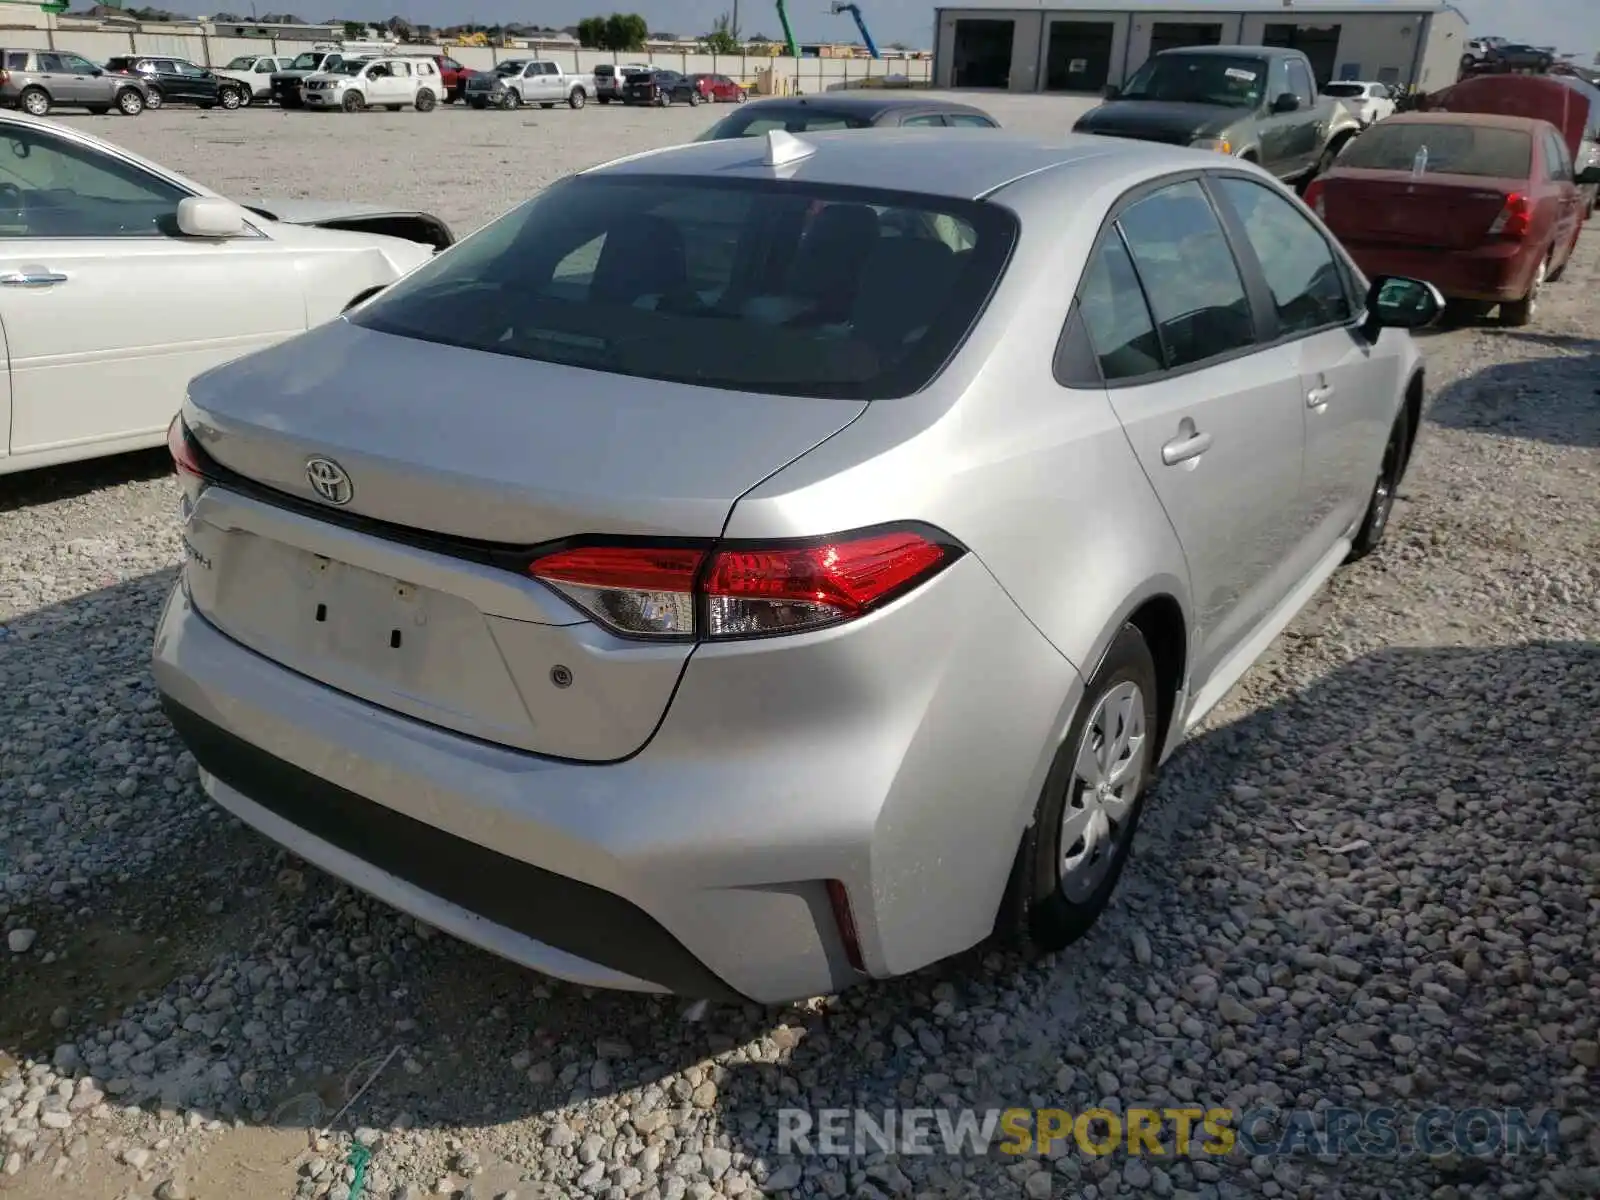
[497,59,591,109]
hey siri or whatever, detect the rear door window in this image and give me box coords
[1543,129,1573,181]
[1075,233,1163,381]
[1113,180,1256,369]
[946,113,997,127]
[351,175,1019,400]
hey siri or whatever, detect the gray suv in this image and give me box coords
[0,48,150,116]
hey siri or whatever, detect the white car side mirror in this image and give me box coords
[177,196,247,238]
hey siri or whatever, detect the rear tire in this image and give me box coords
[19,86,49,116]
[1498,251,1548,327]
[568,88,585,109]
[1345,404,1409,563]
[998,625,1159,956]
[415,89,436,112]
[469,97,487,109]
[598,95,611,104]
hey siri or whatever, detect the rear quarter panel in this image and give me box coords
[723,159,1194,730]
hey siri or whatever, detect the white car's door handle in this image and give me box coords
[1,271,68,287]
[1307,383,1336,408]
[1161,427,1213,466]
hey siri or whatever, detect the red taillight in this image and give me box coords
[1303,178,1326,219]
[527,526,956,641]
[825,880,866,973]
[1486,191,1531,239]
[166,415,205,479]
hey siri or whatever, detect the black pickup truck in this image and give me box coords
[1072,45,1364,186]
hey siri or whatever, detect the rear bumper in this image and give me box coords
[153,555,1081,1003]
[1344,239,1538,302]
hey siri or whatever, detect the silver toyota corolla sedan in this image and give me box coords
[153,128,1442,1004]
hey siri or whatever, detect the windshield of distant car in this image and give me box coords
[697,108,874,140]
[1338,122,1532,177]
[1121,54,1267,108]
[496,61,526,74]
[332,60,369,75]
[290,53,323,69]
[350,175,1017,400]
[224,56,258,70]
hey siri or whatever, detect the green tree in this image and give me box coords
[342,19,363,37]
[575,15,605,47]
[602,12,649,51]
[703,11,739,54]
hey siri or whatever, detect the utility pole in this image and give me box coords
[732,0,739,39]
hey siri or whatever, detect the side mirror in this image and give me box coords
[1360,275,1444,339]
[1576,165,1600,186]
[1102,83,1120,99]
[177,196,247,238]
[1272,92,1301,114]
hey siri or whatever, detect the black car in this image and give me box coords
[463,72,515,109]
[622,68,699,107]
[103,56,246,109]
[1485,43,1556,72]
[697,93,999,140]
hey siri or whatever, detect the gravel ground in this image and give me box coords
[2,103,1598,1200]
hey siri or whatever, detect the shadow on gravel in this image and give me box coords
[0,447,171,514]
[4,562,1596,1196]
[1427,346,1600,450]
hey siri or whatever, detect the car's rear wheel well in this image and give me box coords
[1125,595,1186,757]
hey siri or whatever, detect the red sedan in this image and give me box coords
[690,73,747,103]
[1307,112,1600,325]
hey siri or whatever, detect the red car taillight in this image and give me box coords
[528,526,959,641]
[1486,191,1532,239]
[167,415,207,480]
[1303,178,1326,219]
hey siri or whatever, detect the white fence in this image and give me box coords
[3,21,933,93]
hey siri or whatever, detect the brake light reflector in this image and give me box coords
[1303,179,1326,219]
[167,415,205,479]
[1487,192,1531,239]
[527,527,957,640]
[826,880,866,973]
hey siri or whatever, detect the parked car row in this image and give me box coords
[1069,42,1599,329]
[0,44,763,117]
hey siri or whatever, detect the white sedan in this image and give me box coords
[1323,80,1398,127]
[0,112,451,477]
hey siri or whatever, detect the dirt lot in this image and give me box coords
[1,98,1597,1200]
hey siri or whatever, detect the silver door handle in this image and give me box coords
[1161,428,1213,466]
[1307,384,1336,408]
[0,271,67,287]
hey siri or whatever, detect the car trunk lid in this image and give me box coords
[1318,170,1521,249]
[179,319,866,761]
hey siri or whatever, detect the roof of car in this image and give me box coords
[1384,111,1551,132]
[587,128,1221,200]
[739,93,994,118]
[1155,44,1301,57]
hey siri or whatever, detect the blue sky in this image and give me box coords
[184,1,1599,56]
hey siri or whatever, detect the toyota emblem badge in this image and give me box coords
[305,457,353,506]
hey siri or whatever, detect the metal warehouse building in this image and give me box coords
[932,0,1469,94]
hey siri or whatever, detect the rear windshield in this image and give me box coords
[351,175,1017,400]
[699,109,875,140]
[1339,122,1532,177]
[1323,83,1364,97]
[105,57,134,70]
[595,65,614,76]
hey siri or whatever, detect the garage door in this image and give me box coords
[1149,22,1224,59]
[1046,20,1114,92]
[952,18,1014,89]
